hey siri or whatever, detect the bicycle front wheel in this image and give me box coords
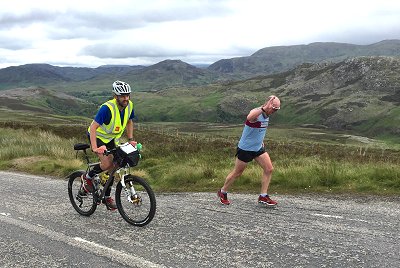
[115,175,156,227]
[67,170,97,216]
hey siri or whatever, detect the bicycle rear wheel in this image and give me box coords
[67,170,97,216]
[115,175,156,227]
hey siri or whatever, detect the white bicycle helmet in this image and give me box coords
[112,80,131,95]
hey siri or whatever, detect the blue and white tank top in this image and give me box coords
[238,113,269,151]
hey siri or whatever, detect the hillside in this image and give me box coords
[208,40,400,78]
[266,56,400,137]
[0,86,95,117]
[133,56,400,140]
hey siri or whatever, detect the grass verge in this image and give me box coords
[0,123,399,196]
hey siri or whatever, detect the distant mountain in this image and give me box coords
[2,40,400,92]
[53,59,223,93]
[0,60,220,92]
[0,64,71,89]
[208,40,400,78]
[118,59,220,91]
[0,64,143,90]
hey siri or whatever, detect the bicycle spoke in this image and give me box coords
[115,175,156,226]
[68,171,97,216]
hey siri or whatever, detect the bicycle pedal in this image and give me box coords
[78,189,87,196]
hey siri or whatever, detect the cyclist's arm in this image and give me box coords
[126,119,134,140]
[89,105,111,152]
[89,121,101,151]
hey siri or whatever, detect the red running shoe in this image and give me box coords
[258,195,277,207]
[217,190,230,205]
[103,197,117,210]
[81,174,93,193]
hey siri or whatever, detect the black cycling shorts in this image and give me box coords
[236,147,265,163]
[87,134,116,150]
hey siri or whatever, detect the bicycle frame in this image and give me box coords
[69,142,156,226]
[95,165,133,204]
[79,146,125,203]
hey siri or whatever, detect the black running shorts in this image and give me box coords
[236,147,265,163]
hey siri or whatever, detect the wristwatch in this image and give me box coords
[261,107,266,113]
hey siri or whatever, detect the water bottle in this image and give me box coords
[136,143,142,151]
[136,143,142,159]
[100,173,109,185]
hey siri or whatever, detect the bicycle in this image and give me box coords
[67,142,156,227]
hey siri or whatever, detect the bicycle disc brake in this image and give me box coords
[130,194,142,206]
[125,185,142,206]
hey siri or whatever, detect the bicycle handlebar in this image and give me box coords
[104,148,117,156]
[103,142,142,156]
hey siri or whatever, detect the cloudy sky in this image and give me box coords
[1,0,400,68]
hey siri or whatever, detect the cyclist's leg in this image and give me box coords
[101,141,116,209]
[87,138,113,177]
[98,153,113,172]
[102,139,116,196]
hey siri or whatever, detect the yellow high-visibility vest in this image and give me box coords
[88,98,133,145]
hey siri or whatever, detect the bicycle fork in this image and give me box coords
[121,174,141,206]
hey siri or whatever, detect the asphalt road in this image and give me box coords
[0,171,399,267]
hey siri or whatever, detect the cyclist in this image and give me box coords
[82,80,137,210]
[217,95,281,206]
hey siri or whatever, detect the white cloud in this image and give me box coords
[1,0,400,68]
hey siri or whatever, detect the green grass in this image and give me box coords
[272,157,400,194]
[0,128,83,177]
[0,122,399,196]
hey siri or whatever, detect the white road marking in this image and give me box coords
[348,218,369,223]
[311,213,369,223]
[0,214,165,268]
[312,213,343,219]
[74,237,117,252]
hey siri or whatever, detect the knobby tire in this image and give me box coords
[115,175,156,227]
[67,170,97,216]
